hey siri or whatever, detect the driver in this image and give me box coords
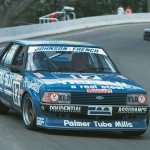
[32,52,48,70]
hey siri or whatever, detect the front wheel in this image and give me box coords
[22,94,36,130]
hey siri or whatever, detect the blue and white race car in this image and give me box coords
[0,40,149,136]
[144,27,150,40]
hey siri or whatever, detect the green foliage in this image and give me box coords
[0,0,148,27]
[66,0,148,17]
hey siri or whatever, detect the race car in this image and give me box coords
[0,40,149,136]
[143,27,150,40]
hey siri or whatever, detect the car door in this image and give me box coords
[0,43,25,110]
[10,45,26,111]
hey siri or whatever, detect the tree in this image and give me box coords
[0,0,148,28]
[0,0,39,27]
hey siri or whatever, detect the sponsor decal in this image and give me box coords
[58,93,71,103]
[16,75,23,82]
[87,88,112,93]
[50,92,71,103]
[64,120,91,127]
[93,121,112,127]
[4,89,12,96]
[50,93,59,102]
[4,74,14,88]
[72,47,105,55]
[127,94,147,105]
[115,121,133,128]
[33,73,45,78]
[101,85,124,90]
[71,74,101,80]
[23,78,41,92]
[0,72,5,85]
[138,95,146,104]
[88,106,112,116]
[127,94,138,104]
[71,84,98,89]
[71,84,124,90]
[28,46,107,55]
[36,117,45,126]
[49,105,82,113]
[29,46,68,52]
[44,79,128,86]
[63,120,133,128]
[117,107,148,114]
[42,92,71,103]
[0,72,22,106]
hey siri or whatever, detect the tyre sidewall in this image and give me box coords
[22,93,36,130]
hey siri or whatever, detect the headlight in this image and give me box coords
[127,94,148,105]
[41,92,71,104]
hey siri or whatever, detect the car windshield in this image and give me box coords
[26,46,118,73]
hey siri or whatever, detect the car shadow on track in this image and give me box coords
[37,128,147,139]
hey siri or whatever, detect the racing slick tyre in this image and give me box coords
[0,101,9,114]
[22,94,36,130]
[122,114,149,136]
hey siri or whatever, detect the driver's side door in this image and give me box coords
[0,43,25,110]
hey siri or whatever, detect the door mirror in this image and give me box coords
[11,66,22,73]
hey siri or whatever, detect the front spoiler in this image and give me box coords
[37,104,149,131]
[36,117,148,131]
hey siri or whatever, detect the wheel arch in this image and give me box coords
[21,91,32,110]
[21,90,41,115]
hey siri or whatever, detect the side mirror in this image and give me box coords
[11,66,22,73]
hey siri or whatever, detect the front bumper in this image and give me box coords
[36,103,149,131]
[40,103,149,115]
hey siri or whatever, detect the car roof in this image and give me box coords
[13,40,102,48]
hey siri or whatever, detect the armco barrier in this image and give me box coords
[0,13,150,43]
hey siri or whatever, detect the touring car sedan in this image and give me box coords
[143,27,150,40]
[0,40,149,136]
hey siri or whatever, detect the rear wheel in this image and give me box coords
[0,101,9,114]
[22,94,36,130]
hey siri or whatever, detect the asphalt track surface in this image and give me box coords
[0,23,150,150]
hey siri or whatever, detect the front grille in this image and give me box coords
[71,93,127,105]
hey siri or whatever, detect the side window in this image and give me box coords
[0,51,8,66]
[3,44,19,69]
[12,46,25,67]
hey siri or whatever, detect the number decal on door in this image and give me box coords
[13,81,21,106]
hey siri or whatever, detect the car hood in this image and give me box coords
[144,28,150,32]
[29,72,146,93]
